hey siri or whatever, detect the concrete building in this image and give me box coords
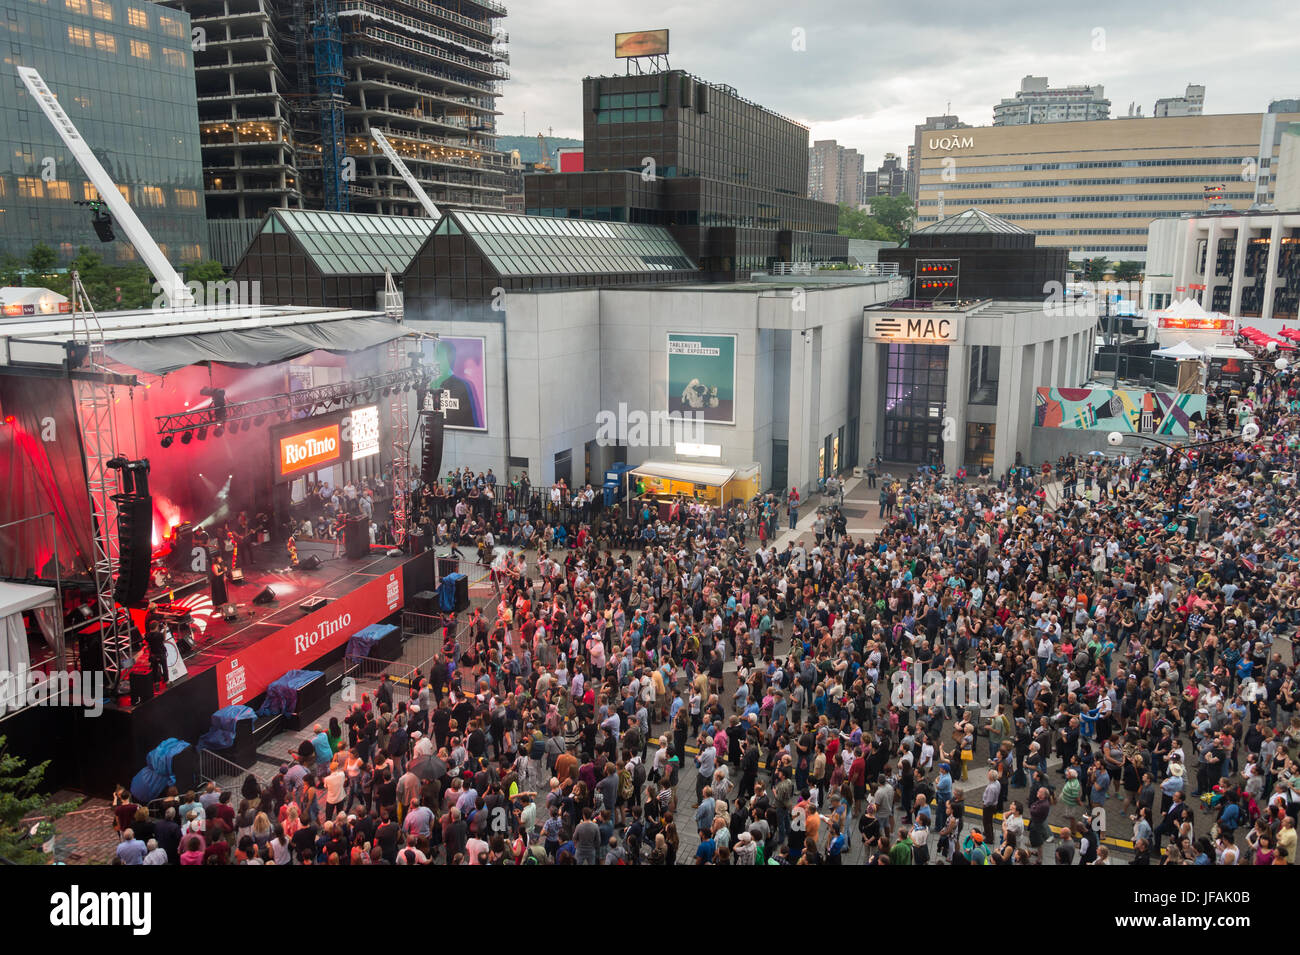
[0,0,207,265]
[860,299,1096,474]
[909,114,969,201]
[992,76,1111,126]
[809,139,865,206]
[1155,84,1206,118]
[526,72,846,281]
[1144,210,1300,320]
[864,153,907,199]
[162,0,511,265]
[913,110,1300,262]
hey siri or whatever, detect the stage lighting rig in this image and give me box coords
[74,199,115,242]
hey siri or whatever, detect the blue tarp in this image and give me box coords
[345,623,398,661]
[256,669,323,718]
[196,704,257,752]
[129,738,191,803]
[439,573,466,611]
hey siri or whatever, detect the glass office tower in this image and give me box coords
[0,0,207,265]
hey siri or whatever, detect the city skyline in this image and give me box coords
[499,0,1300,165]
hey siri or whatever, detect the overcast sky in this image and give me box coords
[497,0,1300,164]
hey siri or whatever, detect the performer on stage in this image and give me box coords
[286,532,299,568]
[145,620,168,688]
[210,552,229,607]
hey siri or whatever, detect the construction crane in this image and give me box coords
[370,128,439,219]
[534,131,553,172]
[17,66,193,306]
[312,0,347,211]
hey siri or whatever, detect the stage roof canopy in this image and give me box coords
[0,303,408,375]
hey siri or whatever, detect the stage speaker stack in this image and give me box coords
[420,405,444,485]
[168,522,194,571]
[301,596,328,614]
[410,590,439,615]
[129,670,154,704]
[344,516,370,559]
[437,556,459,580]
[300,554,322,570]
[113,495,153,607]
[253,586,276,605]
[220,603,238,621]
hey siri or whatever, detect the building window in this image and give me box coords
[90,0,111,19]
[94,30,116,53]
[158,13,185,37]
[965,423,995,469]
[126,6,147,27]
[17,176,44,198]
[129,38,150,59]
[65,0,87,13]
[67,24,91,46]
[162,46,186,67]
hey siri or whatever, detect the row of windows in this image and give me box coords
[65,25,186,63]
[4,176,198,208]
[595,108,666,125]
[918,192,1254,205]
[920,174,1240,191]
[597,92,658,109]
[918,210,1191,222]
[59,0,185,35]
[918,157,1253,174]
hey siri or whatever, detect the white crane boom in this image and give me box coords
[17,66,194,307]
[370,128,441,220]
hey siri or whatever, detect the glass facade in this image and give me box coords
[0,0,207,264]
[881,343,949,465]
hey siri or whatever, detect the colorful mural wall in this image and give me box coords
[1034,388,1206,436]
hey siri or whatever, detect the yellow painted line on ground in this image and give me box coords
[960,804,1135,850]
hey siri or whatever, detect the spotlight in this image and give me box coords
[254,414,266,426]
[198,426,208,440]
[214,424,225,438]
[382,386,391,397]
[161,435,174,448]
[181,431,193,445]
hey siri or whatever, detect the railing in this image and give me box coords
[197,747,266,790]
[770,261,900,276]
[336,1,495,55]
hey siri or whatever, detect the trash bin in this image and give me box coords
[1080,709,1098,741]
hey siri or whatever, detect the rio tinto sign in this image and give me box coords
[278,422,341,477]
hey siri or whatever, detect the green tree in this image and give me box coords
[184,260,228,286]
[0,254,25,287]
[1082,256,1111,282]
[1112,260,1144,282]
[27,243,58,280]
[0,736,77,865]
[837,204,891,241]
[870,194,915,243]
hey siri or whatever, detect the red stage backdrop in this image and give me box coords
[216,569,403,707]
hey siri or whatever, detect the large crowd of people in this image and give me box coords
[110,366,1300,865]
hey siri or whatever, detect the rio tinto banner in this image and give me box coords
[278,422,341,477]
[216,569,403,708]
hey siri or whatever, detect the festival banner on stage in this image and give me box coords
[216,569,403,707]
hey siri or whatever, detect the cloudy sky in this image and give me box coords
[497,0,1300,163]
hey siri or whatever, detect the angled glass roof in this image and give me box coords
[912,208,1030,235]
[266,209,436,276]
[448,211,696,276]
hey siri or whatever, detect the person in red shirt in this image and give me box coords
[850,749,868,813]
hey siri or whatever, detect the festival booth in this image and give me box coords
[624,461,761,519]
[1150,340,1206,393]
[1154,298,1235,350]
[0,581,60,713]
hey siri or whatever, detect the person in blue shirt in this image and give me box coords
[311,724,333,766]
[826,823,847,865]
[694,834,717,864]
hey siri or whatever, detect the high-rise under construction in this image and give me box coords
[162,0,510,252]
